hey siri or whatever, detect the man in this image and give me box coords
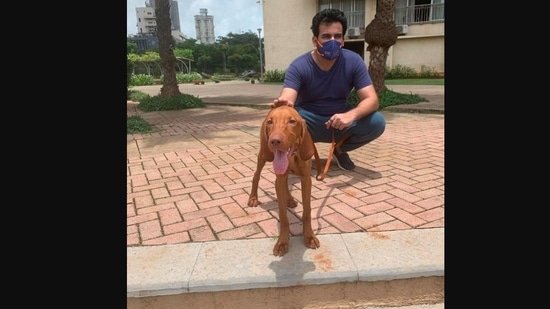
[270,8,386,171]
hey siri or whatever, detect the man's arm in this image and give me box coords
[327,84,379,130]
[269,87,298,108]
[350,84,379,119]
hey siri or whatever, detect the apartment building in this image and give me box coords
[262,0,444,75]
[135,0,181,33]
[132,0,184,51]
[194,8,216,44]
[135,4,156,35]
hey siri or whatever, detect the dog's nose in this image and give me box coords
[270,138,281,146]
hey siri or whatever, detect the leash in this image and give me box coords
[313,129,348,181]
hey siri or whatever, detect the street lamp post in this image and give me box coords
[257,28,263,81]
[221,42,228,73]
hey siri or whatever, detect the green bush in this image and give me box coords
[347,88,425,109]
[138,93,205,111]
[127,59,134,98]
[377,89,425,108]
[127,90,151,102]
[418,65,439,78]
[130,74,155,86]
[385,64,439,79]
[263,69,286,82]
[347,90,360,107]
[385,64,417,79]
[159,73,203,84]
[211,74,234,81]
[127,115,153,134]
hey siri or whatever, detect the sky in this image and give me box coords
[127,0,264,39]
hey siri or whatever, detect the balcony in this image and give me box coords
[395,3,444,25]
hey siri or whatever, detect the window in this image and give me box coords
[319,0,366,29]
[431,0,444,20]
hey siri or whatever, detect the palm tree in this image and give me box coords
[155,0,181,97]
[364,0,398,94]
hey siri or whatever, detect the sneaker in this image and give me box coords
[333,150,355,171]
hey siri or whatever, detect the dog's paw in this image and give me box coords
[305,235,320,249]
[247,197,261,207]
[287,198,298,208]
[273,241,289,257]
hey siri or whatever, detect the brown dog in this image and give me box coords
[248,106,320,256]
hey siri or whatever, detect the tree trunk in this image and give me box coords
[364,0,398,94]
[155,0,181,97]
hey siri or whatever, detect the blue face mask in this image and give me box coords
[316,39,342,60]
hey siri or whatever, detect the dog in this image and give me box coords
[247,106,320,256]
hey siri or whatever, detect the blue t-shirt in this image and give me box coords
[283,49,373,116]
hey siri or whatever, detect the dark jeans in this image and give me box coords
[296,107,386,152]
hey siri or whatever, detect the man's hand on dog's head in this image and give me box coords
[270,98,294,109]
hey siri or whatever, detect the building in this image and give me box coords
[135,3,156,35]
[167,0,181,33]
[262,0,444,76]
[134,0,185,46]
[127,33,159,54]
[194,8,216,44]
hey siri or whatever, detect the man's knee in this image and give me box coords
[369,111,386,138]
[353,111,385,139]
[339,112,386,152]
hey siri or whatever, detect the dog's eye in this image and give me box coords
[289,118,297,124]
[267,119,273,125]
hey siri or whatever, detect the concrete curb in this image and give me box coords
[128,228,443,298]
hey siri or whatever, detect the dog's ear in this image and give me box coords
[298,118,314,160]
[259,113,274,162]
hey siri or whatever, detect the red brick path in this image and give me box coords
[127,104,444,247]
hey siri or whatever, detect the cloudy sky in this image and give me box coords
[127,0,264,39]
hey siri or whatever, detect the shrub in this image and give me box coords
[263,69,286,82]
[127,59,134,98]
[347,88,425,109]
[377,88,425,108]
[385,64,440,79]
[127,115,153,134]
[418,65,439,78]
[385,64,417,79]
[127,90,151,102]
[179,73,203,83]
[138,93,205,111]
[159,73,203,84]
[211,74,234,81]
[130,74,155,86]
[347,89,360,107]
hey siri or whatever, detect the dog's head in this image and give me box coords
[260,106,314,174]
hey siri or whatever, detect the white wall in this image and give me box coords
[263,0,445,75]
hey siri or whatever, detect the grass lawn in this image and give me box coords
[263,78,444,86]
[385,78,444,85]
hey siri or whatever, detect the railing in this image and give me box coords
[395,3,444,25]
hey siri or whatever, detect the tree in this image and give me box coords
[175,37,198,50]
[129,30,263,76]
[127,40,138,54]
[197,54,214,73]
[155,0,181,97]
[364,0,399,94]
[173,48,193,59]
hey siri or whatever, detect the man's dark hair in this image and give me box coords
[310,8,348,37]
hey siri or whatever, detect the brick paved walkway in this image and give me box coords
[127,102,444,247]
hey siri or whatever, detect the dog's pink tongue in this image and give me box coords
[273,150,289,175]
